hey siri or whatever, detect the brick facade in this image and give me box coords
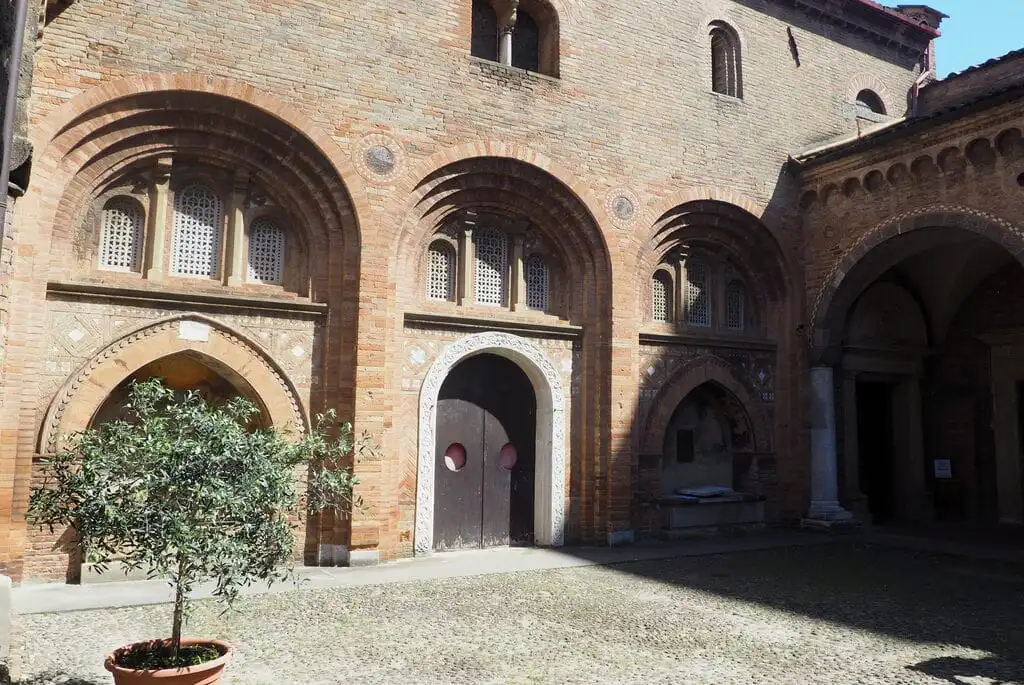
[6,0,995,581]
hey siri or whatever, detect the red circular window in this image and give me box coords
[499,443,517,470]
[444,443,467,472]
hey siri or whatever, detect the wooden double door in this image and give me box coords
[434,353,536,550]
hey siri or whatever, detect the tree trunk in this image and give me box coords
[171,557,187,661]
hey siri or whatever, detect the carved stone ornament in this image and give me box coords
[605,187,641,227]
[415,331,567,554]
[352,132,405,184]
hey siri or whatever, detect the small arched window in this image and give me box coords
[427,241,456,302]
[99,198,143,272]
[525,254,549,310]
[171,183,223,278]
[512,9,541,72]
[726,281,746,331]
[247,218,286,285]
[855,89,886,116]
[652,272,672,323]
[471,0,498,62]
[474,227,508,306]
[686,258,711,327]
[710,22,742,98]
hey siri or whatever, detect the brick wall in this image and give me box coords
[0,0,932,578]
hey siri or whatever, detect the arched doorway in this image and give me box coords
[415,331,567,554]
[434,354,536,550]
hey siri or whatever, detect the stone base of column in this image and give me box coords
[801,500,859,531]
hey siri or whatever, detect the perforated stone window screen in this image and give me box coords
[171,184,223,278]
[727,281,746,331]
[652,274,669,322]
[427,242,456,301]
[686,259,711,327]
[474,228,507,306]
[247,218,285,284]
[525,255,549,311]
[99,199,143,272]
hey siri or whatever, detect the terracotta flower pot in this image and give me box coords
[104,638,232,685]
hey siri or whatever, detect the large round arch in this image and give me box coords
[39,315,307,453]
[416,332,567,553]
[810,205,1024,361]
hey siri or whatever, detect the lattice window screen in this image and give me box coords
[726,281,746,331]
[171,184,223,277]
[686,259,711,327]
[652,275,669,322]
[426,242,456,301]
[525,255,549,311]
[474,228,507,306]
[247,218,286,284]
[99,199,143,271]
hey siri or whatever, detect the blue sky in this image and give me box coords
[928,1,1024,77]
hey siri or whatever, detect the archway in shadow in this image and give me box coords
[91,351,269,429]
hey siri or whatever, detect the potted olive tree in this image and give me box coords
[27,378,370,685]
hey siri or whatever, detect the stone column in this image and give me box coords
[224,170,248,286]
[458,226,473,305]
[510,233,526,311]
[841,370,869,519]
[144,156,172,280]
[674,259,685,325]
[498,0,519,66]
[805,365,854,525]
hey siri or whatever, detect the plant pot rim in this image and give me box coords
[104,637,232,678]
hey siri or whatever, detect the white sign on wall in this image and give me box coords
[933,459,953,480]
[178,321,211,342]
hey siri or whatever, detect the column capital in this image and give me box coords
[152,156,173,184]
[498,0,520,33]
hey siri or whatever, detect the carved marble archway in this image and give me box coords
[415,332,567,554]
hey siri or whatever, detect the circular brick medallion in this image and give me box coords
[605,188,640,227]
[352,132,404,184]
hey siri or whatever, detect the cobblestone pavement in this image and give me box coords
[12,542,1024,684]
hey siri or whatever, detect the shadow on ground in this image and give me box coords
[910,655,1024,684]
[563,537,1024,678]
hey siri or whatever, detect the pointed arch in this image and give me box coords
[640,355,768,455]
[39,314,307,453]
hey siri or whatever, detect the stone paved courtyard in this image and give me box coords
[11,541,1024,684]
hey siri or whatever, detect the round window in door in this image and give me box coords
[499,443,517,470]
[444,443,467,472]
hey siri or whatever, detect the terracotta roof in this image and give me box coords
[942,47,1024,82]
[853,0,942,37]
[790,80,1024,167]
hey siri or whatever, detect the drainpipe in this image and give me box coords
[0,0,30,240]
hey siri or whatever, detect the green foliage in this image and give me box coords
[116,642,221,670]
[27,377,371,666]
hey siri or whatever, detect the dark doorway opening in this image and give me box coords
[434,353,536,551]
[857,381,896,524]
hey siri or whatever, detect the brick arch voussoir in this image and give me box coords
[30,72,369,244]
[392,140,616,263]
[641,355,764,455]
[38,314,308,454]
[639,186,770,247]
[810,204,1024,357]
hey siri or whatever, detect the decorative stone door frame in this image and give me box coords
[415,332,567,554]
